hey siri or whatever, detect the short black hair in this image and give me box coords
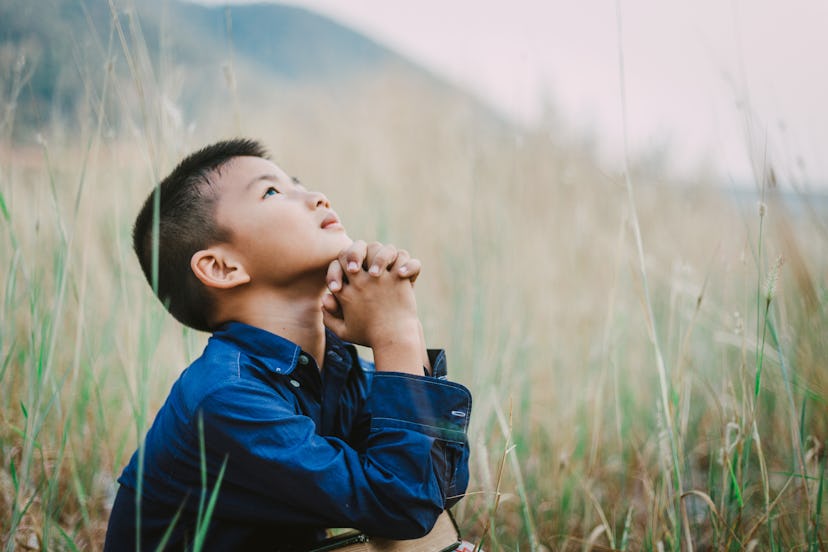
[132,138,270,331]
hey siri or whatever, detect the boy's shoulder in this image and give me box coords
[174,323,370,412]
[177,336,244,402]
[174,327,289,408]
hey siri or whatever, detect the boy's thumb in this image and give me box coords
[321,308,346,338]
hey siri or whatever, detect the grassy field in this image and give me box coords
[1,16,827,551]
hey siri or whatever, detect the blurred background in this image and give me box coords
[1,0,826,550]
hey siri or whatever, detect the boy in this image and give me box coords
[104,139,472,550]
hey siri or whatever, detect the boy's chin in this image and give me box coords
[335,234,354,251]
[325,235,353,261]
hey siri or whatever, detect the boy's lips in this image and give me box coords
[321,212,343,229]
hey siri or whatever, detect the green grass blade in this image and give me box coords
[0,188,9,222]
[619,506,634,551]
[811,455,825,551]
[728,458,744,509]
[193,457,228,552]
[153,503,185,552]
[10,457,18,492]
[55,524,81,552]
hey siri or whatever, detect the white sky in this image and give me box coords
[197,0,828,188]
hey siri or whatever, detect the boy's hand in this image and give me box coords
[325,241,421,294]
[322,244,424,375]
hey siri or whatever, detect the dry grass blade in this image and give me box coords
[584,524,610,552]
[583,483,615,550]
[742,476,794,544]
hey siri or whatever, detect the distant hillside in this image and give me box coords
[169,1,413,80]
[0,0,112,133]
[0,0,443,137]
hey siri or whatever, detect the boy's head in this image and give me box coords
[133,138,350,332]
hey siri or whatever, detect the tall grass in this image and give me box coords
[1,2,826,550]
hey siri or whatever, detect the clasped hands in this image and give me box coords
[322,240,423,356]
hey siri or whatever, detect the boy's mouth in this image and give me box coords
[320,212,343,230]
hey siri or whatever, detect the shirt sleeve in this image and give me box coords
[196,372,472,539]
[366,372,471,509]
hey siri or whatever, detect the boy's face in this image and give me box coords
[212,156,352,286]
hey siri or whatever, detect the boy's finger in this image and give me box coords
[364,242,382,273]
[321,292,342,318]
[339,240,367,274]
[397,258,421,283]
[395,249,411,266]
[367,244,398,276]
[326,259,344,292]
[321,308,346,337]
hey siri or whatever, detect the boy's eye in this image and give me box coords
[263,187,280,198]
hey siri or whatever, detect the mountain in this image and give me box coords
[0,0,111,132]
[168,1,412,80]
[0,0,448,137]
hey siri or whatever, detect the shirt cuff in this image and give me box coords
[427,349,448,379]
[367,372,471,443]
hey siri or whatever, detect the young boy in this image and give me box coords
[104,139,472,550]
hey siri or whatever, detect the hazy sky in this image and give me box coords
[196,0,828,188]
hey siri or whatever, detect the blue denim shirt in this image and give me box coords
[107,321,471,550]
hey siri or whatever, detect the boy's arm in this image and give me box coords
[198,364,471,538]
[318,242,472,524]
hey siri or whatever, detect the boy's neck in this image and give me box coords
[220,287,328,368]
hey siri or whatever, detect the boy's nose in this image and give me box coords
[305,190,330,209]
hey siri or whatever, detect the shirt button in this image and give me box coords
[290,379,301,388]
[298,355,309,366]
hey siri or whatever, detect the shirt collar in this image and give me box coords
[211,321,353,376]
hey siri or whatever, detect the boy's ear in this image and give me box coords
[191,247,251,289]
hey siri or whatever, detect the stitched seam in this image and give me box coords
[370,417,467,444]
[376,374,472,400]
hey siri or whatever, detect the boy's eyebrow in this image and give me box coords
[245,174,281,191]
[245,174,303,190]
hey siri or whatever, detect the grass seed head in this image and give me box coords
[764,254,785,303]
